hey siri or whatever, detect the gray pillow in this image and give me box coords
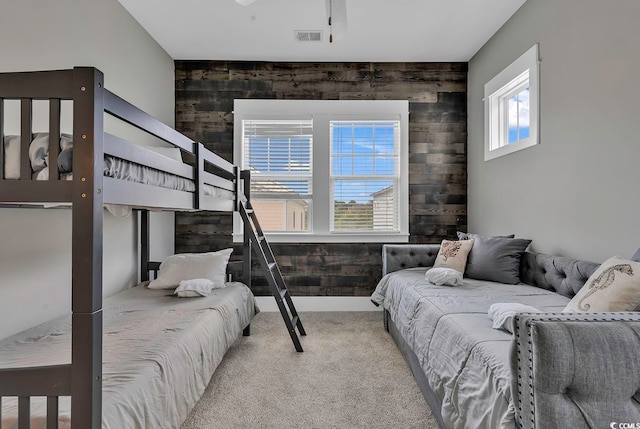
[457,231,515,240]
[465,234,532,285]
[58,148,73,173]
[632,249,640,263]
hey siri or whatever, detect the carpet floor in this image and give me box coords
[182,311,439,429]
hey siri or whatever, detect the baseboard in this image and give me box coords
[254,296,382,312]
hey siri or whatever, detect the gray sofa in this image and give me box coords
[372,244,640,429]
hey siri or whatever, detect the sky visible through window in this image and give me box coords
[508,87,530,144]
[331,121,396,204]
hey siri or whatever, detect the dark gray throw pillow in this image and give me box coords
[632,248,640,263]
[457,231,515,240]
[465,234,532,285]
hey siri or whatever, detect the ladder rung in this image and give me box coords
[240,202,304,352]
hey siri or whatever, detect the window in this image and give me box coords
[484,44,539,161]
[241,119,312,232]
[330,121,399,232]
[234,100,409,243]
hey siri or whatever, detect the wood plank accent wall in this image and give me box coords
[174,61,467,296]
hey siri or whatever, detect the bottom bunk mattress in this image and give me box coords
[0,281,258,429]
[371,268,570,429]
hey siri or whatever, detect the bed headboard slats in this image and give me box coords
[0,98,4,180]
[49,98,61,180]
[47,396,59,428]
[20,99,32,181]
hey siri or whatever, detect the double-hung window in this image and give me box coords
[234,100,409,243]
[241,119,312,232]
[484,44,539,160]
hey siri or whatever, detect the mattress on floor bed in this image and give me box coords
[0,282,257,429]
[371,267,570,429]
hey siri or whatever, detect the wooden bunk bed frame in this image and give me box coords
[0,67,255,428]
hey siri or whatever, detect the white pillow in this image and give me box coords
[424,267,463,286]
[148,248,233,289]
[488,303,541,334]
[174,278,217,298]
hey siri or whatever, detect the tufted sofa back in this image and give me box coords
[382,244,600,298]
[519,252,599,298]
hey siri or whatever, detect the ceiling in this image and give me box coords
[118,0,527,62]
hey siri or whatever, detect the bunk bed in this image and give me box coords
[0,67,258,428]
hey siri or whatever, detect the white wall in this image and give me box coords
[467,0,640,263]
[0,0,175,339]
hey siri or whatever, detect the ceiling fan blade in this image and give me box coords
[326,0,348,41]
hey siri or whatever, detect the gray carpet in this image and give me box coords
[182,311,439,429]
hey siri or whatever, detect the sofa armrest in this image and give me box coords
[511,313,640,429]
[382,244,441,275]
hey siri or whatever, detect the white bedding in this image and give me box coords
[0,282,258,429]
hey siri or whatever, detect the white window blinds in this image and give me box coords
[241,119,313,232]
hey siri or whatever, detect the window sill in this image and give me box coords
[232,232,409,244]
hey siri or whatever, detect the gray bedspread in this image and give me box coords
[371,268,570,429]
[0,282,257,429]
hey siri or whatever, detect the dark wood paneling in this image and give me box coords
[175,61,467,296]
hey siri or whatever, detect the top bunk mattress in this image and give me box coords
[1,133,235,201]
[0,282,258,429]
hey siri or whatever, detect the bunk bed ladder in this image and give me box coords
[238,201,306,352]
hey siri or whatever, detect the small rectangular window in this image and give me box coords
[485,44,539,160]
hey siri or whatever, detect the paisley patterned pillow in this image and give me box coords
[563,256,640,312]
[433,239,474,274]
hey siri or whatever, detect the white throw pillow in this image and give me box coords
[563,256,640,312]
[433,239,474,274]
[148,248,233,289]
[488,303,541,334]
[424,267,463,286]
[174,278,217,298]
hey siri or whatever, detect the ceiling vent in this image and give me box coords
[295,30,323,42]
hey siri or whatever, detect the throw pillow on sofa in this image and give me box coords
[433,239,474,274]
[563,256,640,312]
[464,234,532,285]
[632,248,640,262]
